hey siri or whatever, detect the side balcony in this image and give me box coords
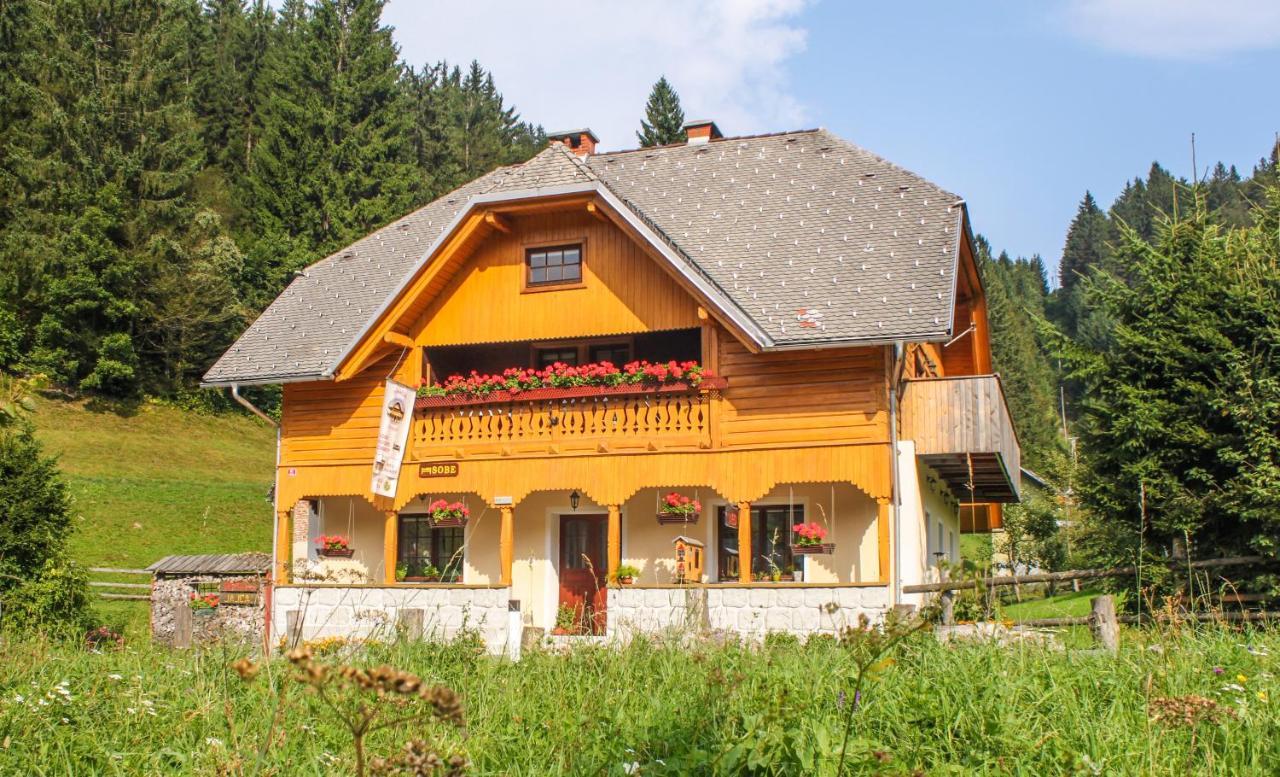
[411,379,726,460]
[900,374,1021,504]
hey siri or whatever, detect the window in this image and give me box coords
[716,504,801,581]
[535,347,579,368]
[589,343,631,365]
[526,244,582,287]
[397,515,464,581]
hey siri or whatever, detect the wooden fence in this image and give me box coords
[88,567,151,602]
[906,556,1279,651]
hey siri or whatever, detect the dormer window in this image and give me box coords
[526,243,583,289]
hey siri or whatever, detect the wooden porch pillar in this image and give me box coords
[607,505,622,580]
[499,506,514,587]
[737,501,752,584]
[877,498,892,585]
[384,511,398,585]
[275,510,291,584]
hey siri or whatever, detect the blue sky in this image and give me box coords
[384,1,1280,282]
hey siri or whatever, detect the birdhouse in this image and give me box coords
[672,535,704,584]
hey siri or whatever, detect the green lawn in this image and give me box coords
[1002,589,1107,620]
[30,398,276,633]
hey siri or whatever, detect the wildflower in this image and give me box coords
[205,737,224,747]
[108,674,122,681]
[1259,691,1269,702]
[1221,684,1246,693]
[1237,674,1249,684]
[1212,667,1224,675]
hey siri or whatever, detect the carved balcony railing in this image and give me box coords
[411,380,724,460]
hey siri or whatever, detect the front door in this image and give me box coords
[558,514,608,634]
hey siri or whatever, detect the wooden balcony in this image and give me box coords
[411,383,719,460]
[900,375,1021,502]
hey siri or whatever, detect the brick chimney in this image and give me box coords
[683,119,723,145]
[548,128,599,156]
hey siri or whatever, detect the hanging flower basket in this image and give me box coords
[656,492,702,525]
[316,535,353,557]
[428,499,469,528]
[791,522,835,554]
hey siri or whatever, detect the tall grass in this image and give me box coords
[1,626,1278,775]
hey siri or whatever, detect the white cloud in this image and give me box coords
[382,0,812,151]
[1058,0,1280,59]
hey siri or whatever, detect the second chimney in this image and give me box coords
[683,119,723,145]
[548,128,599,156]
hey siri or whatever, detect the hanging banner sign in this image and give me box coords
[371,379,416,499]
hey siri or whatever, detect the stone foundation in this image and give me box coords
[151,574,266,648]
[271,586,511,653]
[607,585,891,640]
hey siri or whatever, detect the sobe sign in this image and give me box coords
[371,379,416,498]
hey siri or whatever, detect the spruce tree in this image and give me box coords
[636,76,686,147]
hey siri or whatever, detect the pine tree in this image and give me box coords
[636,76,686,147]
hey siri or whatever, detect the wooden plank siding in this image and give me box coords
[411,210,701,347]
[716,337,887,449]
[899,375,1021,501]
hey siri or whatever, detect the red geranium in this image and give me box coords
[428,499,469,524]
[659,492,701,516]
[792,522,828,546]
[316,534,350,551]
[418,359,709,399]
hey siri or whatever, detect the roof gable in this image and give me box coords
[204,130,970,386]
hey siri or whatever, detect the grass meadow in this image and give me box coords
[2,624,1279,775]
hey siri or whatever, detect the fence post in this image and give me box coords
[1089,595,1119,652]
[174,603,192,649]
[285,609,303,650]
[939,568,955,626]
[398,608,424,640]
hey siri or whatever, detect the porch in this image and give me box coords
[275,476,892,646]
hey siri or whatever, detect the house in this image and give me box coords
[204,121,1019,651]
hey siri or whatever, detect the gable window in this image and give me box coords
[588,343,631,365]
[716,504,800,582]
[526,244,582,288]
[397,515,464,581]
[536,347,579,368]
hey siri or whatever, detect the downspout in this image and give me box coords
[887,343,905,606]
[230,384,280,652]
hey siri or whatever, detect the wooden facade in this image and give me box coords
[270,195,1013,608]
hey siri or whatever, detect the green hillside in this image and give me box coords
[31,398,276,572]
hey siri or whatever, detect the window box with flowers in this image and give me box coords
[189,592,220,617]
[791,522,835,555]
[415,360,726,408]
[656,492,702,525]
[427,499,469,528]
[316,535,354,558]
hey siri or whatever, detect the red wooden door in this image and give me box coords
[558,515,608,634]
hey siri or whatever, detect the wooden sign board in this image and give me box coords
[419,462,459,478]
[219,591,258,607]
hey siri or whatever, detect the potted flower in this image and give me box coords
[791,522,835,554]
[189,592,219,617]
[401,562,441,583]
[428,499,469,528]
[656,492,701,525]
[316,534,353,558]
[611,564,641,586]
[552,604,578,636]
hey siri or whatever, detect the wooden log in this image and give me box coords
[1010,610,1280,629]
[89,567,150,575]
[98,593,150,601]
[1089,595,1119,652]
[89,581,152,589]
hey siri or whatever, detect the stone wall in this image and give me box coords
[607,585,891,640]
[151,575,266,648]
[272,586,511,654]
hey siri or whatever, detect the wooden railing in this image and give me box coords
[412,388,713,460]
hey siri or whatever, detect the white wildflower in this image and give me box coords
[12,694,24,704]
[205,737,224,747]
[108,674,123,681]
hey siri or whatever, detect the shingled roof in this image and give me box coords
[204,130,968,386]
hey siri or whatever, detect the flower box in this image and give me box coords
[791,543,836,555]
[656,492,701,525]
[401,576,441,584]
[414,377,727,410]
[656,512,699,525]
[615,576,635,585]
[427,499,469,527]
[317,548,354,558]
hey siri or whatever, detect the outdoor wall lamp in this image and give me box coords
[570,490,581,511]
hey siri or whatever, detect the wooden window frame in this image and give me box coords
[397,515,465,582]
[529,335,634,370]
[715,502,805,583]
[522,238,587,293]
